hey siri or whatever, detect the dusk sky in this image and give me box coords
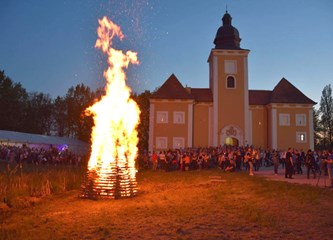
[0,0,332,108]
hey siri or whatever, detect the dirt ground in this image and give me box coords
[1,170,333,240]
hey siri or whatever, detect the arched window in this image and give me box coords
[227,76,235,89]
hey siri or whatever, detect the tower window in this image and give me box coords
[227,76,235,89]
[224,60,237,74]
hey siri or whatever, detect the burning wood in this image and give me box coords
[81,17,140,199]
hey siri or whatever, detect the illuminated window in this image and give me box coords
[156,137,168,149]
[296,114,306,126]
[224,60,237,74]
[296,132,307,143]
[156,111,168,123]
[173,137,184,149]
[173,112,185,124]
[226,76,235,89]
[279,114,290,126]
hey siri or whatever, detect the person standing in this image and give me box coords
[236,150,242,171]
[272,150,279,175]
[184,153,190,171]
[306,149,316,179]
[245,148,254,176]
[280,150,286,169]
[254,149,260,171]
[159,151,166,171]
[152,151,158,171]
[285,148,294,179]
[295,150,303,175]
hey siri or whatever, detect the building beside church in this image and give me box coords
[149,11,316,152]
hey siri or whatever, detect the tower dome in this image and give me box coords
[214,11,242,49]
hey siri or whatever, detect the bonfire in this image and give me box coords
[81,16,140,199]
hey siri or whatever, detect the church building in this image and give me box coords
[148,11,316,152]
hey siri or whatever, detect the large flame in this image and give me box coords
[85,16,140,197]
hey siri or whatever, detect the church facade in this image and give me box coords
[148,12,316,152]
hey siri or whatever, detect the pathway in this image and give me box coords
[253,166,332,188]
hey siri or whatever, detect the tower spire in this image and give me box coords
[213,11,242,49]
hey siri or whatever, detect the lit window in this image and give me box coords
[296,114,306,126]
[227,76,235,89]
[173,112,185,124]
[156,137,168,149]
[279,114,290,126]
[173,137,184,149]
[296,132,307,143]
[156,111,168,123]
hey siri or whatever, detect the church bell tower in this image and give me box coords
[208,11,250,146]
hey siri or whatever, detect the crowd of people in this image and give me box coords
[0,144,84,166]
[1,142,332,185]
[144,146,333,182]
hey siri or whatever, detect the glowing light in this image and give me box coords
[82,16,140,199]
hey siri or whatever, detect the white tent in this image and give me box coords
[0,130,90,155]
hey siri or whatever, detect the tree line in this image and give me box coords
[0,70,151,154]
[0,70,332,151]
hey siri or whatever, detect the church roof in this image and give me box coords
[151,74,194,100]
[249,90,272,105]
[191,88,213,102]
[151,75,315,106]
[150,74,213,102]
[250,78,316,105]
[214,11,243,50]
[270,78,316,104]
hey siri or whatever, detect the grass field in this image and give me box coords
[1,167,333,240]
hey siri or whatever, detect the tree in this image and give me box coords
[319,84,333,149]
[53,96,67,137]
[23,92,54,135]
[313,108,323,150]
[132,90,152,154]
[0,70,28,131]
[63,84,96,142]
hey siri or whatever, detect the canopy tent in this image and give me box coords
[0,130,89,155]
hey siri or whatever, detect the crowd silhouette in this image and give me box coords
[0,144,83,166]
[1,143,332,186]
[144,146,332,181]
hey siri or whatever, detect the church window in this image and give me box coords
[226,76,235,89]
[173,112,185,124]
[156,111,168,123]
[173,137,184,149]
[156,137,168,149]
[296,132,307,143]
[295,114,306,126]
[279,113,290,126]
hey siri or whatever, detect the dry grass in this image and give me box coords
[1,169,333,240]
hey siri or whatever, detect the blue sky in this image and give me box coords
[0,0,332,108]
